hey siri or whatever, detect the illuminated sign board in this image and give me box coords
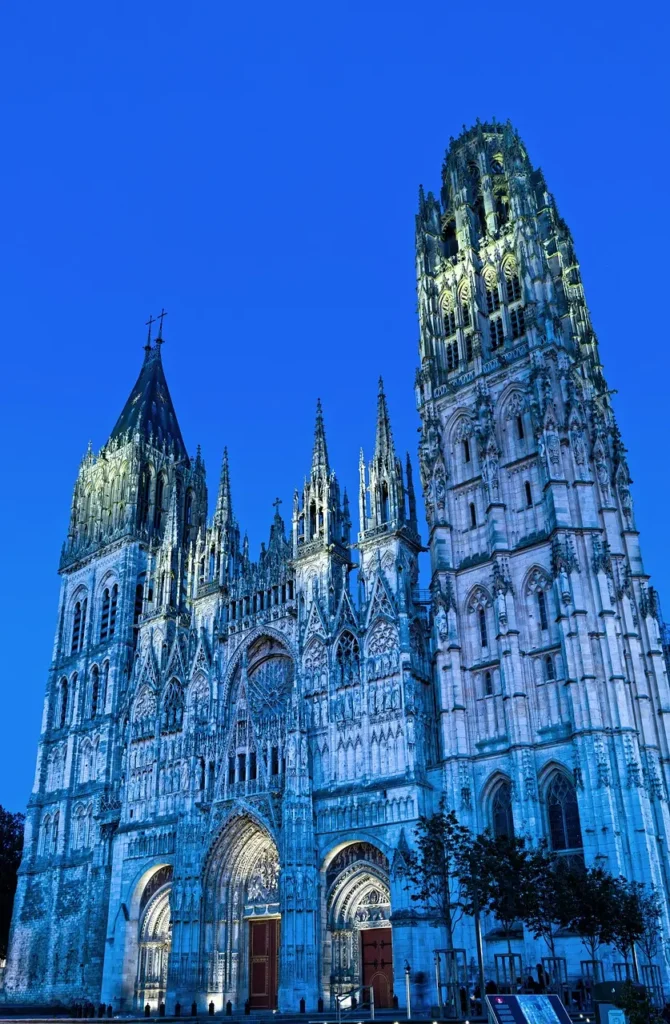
[485,994,574,1024]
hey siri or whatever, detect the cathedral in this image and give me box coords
[5,120,670,1012]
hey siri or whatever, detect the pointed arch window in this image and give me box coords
[545,771,583,855]
[506,274,521,303]
[469,502,477,528]
[485,281,501,314]
[137,465,151,527]
[444,308,457,336]
[510,307,526,340]
[537,589,549,631]
[478,607,488,649]
[491,780,514,838]
[463,438,471,463]
[161,679,184,734]
[336,631,360,686]
[52,812,59,855]
[109,583,118,636]
[446,339,459,372]
[490,317,504,350]
[58,678,69,729]
[544,654,556,681]
[516,415,525,441]
[90,665,100,718]
[71,600,84,654]
[483,670,493,696]
[184,489,193,543]
[153,474,165,531]
[100,588,110,641]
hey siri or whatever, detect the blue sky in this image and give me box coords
[0,1,668,811]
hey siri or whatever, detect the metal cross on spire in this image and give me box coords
[273,497,283,515]
[156,308,168,341]
[145,313,157,351]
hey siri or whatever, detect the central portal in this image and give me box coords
[248,919,279,1009]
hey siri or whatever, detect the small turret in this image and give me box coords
[292,400,349,557]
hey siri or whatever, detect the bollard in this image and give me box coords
[318,998,324,1013]
[175,1003,181,1017]
[98,1003,105,1018]
[159,1003,165,1018]
[145,1004,151,1018]
[107,1006,113,1019]
[244,1000,250,1016]
[209,1002,215,1016]
[225,1000,232,1016]
[300,997,305,1013]
[191,1002,197,1017]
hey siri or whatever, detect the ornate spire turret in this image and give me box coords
[214,447,233,530]
[311,398,330,476]
[359,379,411,535]
[293,400,349,567]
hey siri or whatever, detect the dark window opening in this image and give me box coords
[492,781,514,838]
[525,481,533,507]
[538,589,549,631]
[544,655,556,681]
[100,589,110,642]
[444,309,456,336]
[511,306,526,340]
[465,334,474,363]
[506,274,521,303]
[250,751,257,781]
[238,753,246,783]
[228,756,236,785]
[490,317,504,350]
[446,339,458,372]
[153,475,165,531]
[479,607,488,649]
[516,415,524,440]
[469,502,477,528]
[484,670,493,696]
[271,746,280,776]
[547,772,583,852]
[463,438,471,463]
[486,285,501,314]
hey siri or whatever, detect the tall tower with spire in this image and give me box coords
[416,120,670,942]
[5,327,206,1002]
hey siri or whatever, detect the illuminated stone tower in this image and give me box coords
[416,121,670,953]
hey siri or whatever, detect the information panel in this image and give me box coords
[485,994,573,1024]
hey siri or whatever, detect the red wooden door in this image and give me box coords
[248,919,279,1009]
[361,928,393,1008]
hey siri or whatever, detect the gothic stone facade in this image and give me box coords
[5,121,670,1010]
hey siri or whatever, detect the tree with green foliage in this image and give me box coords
[609,877,646,981]
[405,802,473,949]
[520,844,576,959]
[0,806,25,959]
[562,864,617,967]
[471,832,536,957]
[637,885,664,969]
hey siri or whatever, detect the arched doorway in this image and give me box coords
[202,815,280,1010]
[324,843,393,1008]
[135,866,173,1009]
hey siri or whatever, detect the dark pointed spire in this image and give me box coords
[374,377,395,463]
[311,398,330,474]
[214,447,233,529]
[108,336,188,462]
[406,452,418,530]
